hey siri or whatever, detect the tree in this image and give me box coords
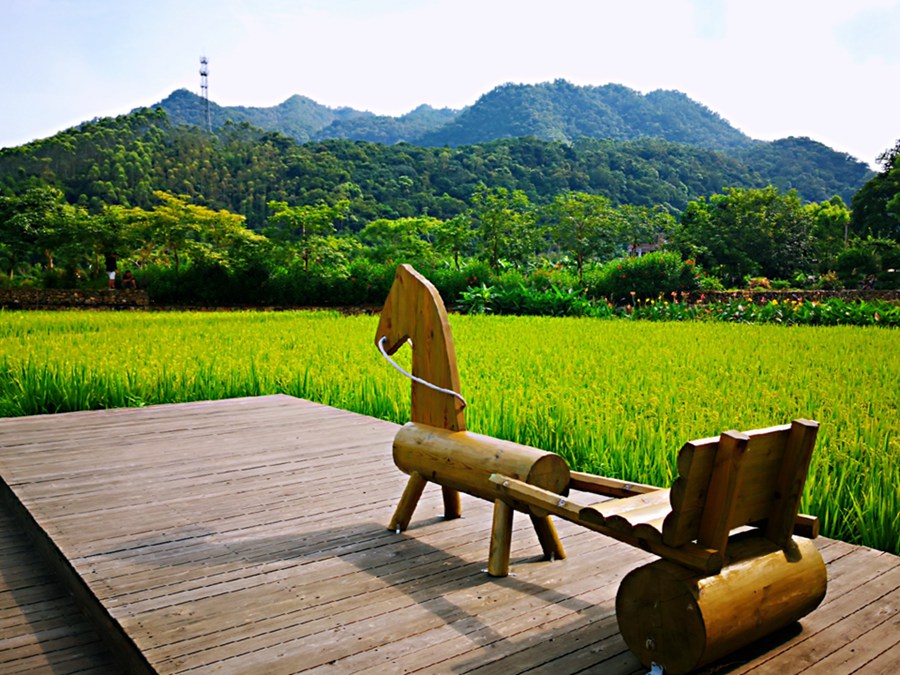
[431,214,475,270]
[266,200,350,271]
[671,187,815,284]
[358,216,440,264]
[808,196,851,270]
[617,204,677,257]
[122,191,265,272]
[0,187,76,279]
[850,140,900,242]
[469,184,539,270]
[545,192,619,282]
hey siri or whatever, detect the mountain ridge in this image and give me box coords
[150,79,762,151]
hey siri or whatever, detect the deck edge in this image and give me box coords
[0,474,154,674]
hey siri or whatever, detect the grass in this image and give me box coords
[0,309,897,554]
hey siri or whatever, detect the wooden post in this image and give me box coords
[616,534,826,675]
[487,499,514,577]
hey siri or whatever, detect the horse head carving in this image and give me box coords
[375,264,466,432]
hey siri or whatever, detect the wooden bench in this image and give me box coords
[490,420,827,673]
[491,420,821,575]
[376,264,827,675]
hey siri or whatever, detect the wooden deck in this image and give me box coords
[0,395,897,674]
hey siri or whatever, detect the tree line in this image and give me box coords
[0,108,897,305]
[2,172,897,307]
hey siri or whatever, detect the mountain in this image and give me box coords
[153,89,454,144]
[153,80,753,150]
[147,81,875,202]
[156,89,371,143]
[0,108,870,233]
[738,136,873,204]
[416,81,754,150]
[312,105,458,144]
[0,81,873,225]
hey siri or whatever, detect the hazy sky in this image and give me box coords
[2,0,898,167]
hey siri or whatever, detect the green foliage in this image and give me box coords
[584,251,701,304]
[469,184,539,270]
[834,237,900,288]
[459,283,496,314]
[671,186,816,285]
[0,108,871,236]
[809,195,852,270]
[545,192,619,281]
[358,216,440,265]
[625,296,900,327]
[851,139,900,241]
[739,137,875,206]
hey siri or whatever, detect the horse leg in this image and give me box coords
[442,487,462,519]
[530,514,566,561]
[389,472,427,532]
[487,498,514,577]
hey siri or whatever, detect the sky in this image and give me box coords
[2,0,898,167]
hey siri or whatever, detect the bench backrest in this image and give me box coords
[662,419,819,555]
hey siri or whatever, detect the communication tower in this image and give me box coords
[199,56,211,132]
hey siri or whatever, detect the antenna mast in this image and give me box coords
[199,55,211,132]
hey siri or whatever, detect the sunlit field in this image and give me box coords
[1,310,897,553]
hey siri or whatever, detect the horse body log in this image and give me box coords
[392,422,570,515]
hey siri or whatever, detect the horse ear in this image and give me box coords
[375,265,408,354]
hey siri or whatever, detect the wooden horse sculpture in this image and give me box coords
[375,264,569,573]
[376,265,827,674]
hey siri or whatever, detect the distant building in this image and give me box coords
[629,235,666,257]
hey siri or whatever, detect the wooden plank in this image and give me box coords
[697,430,749,552]
[584,489,671,529]
[855,640,900,674]
[766,420,819,546]
[568,471,659,497]
[330,534,642,674]
[662,436,719,546]
[735,551,900,674]
[801,610,899,673]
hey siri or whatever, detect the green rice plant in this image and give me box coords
[0,310,897,553]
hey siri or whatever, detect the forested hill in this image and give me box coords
[157,88,369,143]
[0,107,873,230]
[415,81,753,149]
[155,89,457,145]
[145,80,872,204]
[153,80,753,149]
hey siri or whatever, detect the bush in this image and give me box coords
[836,247,878,287]
[585,252,700,304]
[421,266,471,307]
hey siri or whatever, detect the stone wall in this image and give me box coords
[698,289,899,305]
[0,288,150,309]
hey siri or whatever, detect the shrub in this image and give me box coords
[585,252,700,304]
[836,247,878,287]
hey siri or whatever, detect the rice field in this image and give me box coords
[1,309,897,554]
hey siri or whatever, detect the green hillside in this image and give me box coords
[417,81,754,149]
[0,107,873,229]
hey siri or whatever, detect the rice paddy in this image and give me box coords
[1,309,897,553]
